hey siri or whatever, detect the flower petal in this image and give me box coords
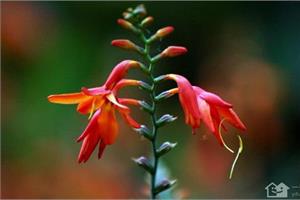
[77,109,101,142]
[48,92,88,104]
[166,74,201,131]
[76,97,94,115]
[106,93,129,113]
[197,97,215,133]
[98,140,106,159]
[98,107,119,145]
[77,133,101,163]
[77,110,102,163]
[218,107,246,131]
[104,60,140,90]
[121,113,141,128]
[81,86,109,96]
[193,86,232,108]
[210,106,224,146]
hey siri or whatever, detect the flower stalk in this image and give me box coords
[140,29,165,199]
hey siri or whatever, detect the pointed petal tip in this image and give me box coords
[77,157,83,164]
[47,95,59,103]
[47,95,52,102]
[76,137,82,143]
[81,87,89,95]
[240,124,247,132]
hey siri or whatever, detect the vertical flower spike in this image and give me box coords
[165,74,201,134]
[48,4,247,198]
[193,86,246,146]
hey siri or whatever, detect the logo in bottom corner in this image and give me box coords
[265,182,290,198]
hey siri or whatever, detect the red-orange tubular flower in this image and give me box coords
[161,46,187,57]
[155,26,174,38]
[111,39,138,50]
[165,74,201,133]
[48,60,141,163]
[76,91,141,163]
[193,86,246,146]
[117,19,134,30]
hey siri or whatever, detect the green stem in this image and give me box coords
[143,36,159,199]
[150,76,159,199]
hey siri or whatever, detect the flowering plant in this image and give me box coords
[48,4,246,199]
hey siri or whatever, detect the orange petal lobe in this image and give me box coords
[48,92,88,104]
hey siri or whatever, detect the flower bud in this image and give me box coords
[117,19,139,33]
[133,4,147,17]
[139,81,152,92]
[134,125,152,140]
[132,156,154,174]
[156,142,177,157]
[161,46,187,57]
[154,179,177,195]
[148,26,174,43]
[156,26,174,38]
[156,114,177,127]
[155,88,178,101]
[122,12,132,19]
[111,39,140,51]
[140,100,153,114]
[154,75,167,83]
[141,16,154,27]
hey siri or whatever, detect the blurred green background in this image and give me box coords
[2,1,300,199]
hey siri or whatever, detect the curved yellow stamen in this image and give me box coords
[219,118,244,179]
[219,118,234,154]
[229,135,243,179]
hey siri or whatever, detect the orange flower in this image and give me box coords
[48,60,140,116]
[165,74,201,133]
[193,86,246,146]
[163,74,246,145]
[76,93,141,163]
[48,60,142,162]
[49,86,141,163]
